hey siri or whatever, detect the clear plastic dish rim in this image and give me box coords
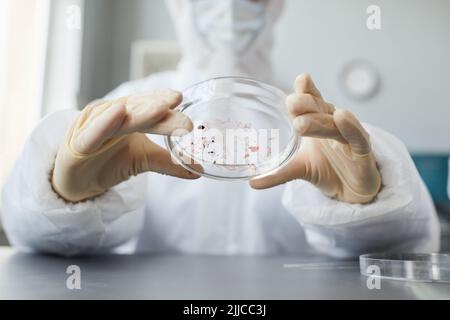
[165,76,299,181]
[359,252,450,283]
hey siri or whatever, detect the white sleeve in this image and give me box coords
[1,110,147,256]
[282,124,441,259]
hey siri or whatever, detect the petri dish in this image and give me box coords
[360,253,450,283]
[166,76,299,181]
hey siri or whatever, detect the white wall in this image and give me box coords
[110,0,175,88]
[79,0,113,107]
[43,0,84,114]
[81,0,450,153]
[273,0,450,153]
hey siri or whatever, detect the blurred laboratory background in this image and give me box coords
[0,0,449,247]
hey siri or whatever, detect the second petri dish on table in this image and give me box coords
[360,253,450,283]
[166,76,299,181]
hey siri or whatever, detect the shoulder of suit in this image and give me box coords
[104,71,179,99]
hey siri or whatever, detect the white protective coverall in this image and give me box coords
[1,0,440,257]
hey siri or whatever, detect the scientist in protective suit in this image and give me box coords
[1,0,440,256]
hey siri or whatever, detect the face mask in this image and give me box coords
[191,0,267,53]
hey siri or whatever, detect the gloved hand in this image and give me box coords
[250,74,382,204]
[52,90,200,203]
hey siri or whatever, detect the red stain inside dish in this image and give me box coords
[176,119,274,169]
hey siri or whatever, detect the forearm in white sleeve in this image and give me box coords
[1,110,146,256]
[283,124,440,259]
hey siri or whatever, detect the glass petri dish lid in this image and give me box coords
[166,76,299,181]
[360,253,450,283]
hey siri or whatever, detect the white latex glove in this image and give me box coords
[52,90,200,202]
[251,74,382,204]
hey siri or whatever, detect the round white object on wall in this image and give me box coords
[340,60,380,100]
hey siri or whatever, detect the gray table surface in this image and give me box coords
[0,247,449,300]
